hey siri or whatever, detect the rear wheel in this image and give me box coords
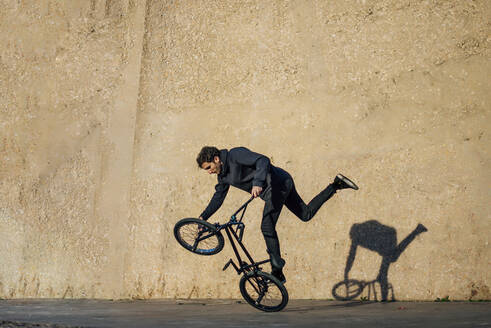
[174,218,224,255]
[239,270,288,312]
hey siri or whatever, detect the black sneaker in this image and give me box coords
[415,223,428,233]
[272,269,286,284]
[334,174,359,190]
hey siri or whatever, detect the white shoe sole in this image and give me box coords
[337,174,359,190]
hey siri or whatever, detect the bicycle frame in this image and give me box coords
[211,196,270,275]
[180,196,288,311]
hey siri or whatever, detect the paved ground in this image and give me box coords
[0,299,490,328]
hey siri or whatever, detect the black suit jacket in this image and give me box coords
[200,147,279,220]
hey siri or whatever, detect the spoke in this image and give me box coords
[192,239,199,251]
[179,222,219,252]
[247,276,262,295]
[244,274,283,308]
[260,279,280,307]
[255,293,264,304]
[197,233,215,242]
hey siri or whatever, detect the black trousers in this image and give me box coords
[261,172,337,270]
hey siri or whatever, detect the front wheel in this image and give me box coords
[174,218,224,255]
[239,270,288,312]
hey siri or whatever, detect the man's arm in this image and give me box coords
[200,182,230,220]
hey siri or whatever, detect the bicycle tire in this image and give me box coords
[332,279,364,301]
[174,218,224,255]
[239,270,288,312]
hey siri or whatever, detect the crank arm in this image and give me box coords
[223,259,240,274]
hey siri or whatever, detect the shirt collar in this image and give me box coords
[218,149,229,177]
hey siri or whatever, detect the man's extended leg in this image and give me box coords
[285,174,358,222]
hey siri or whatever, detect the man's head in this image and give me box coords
[196,146,222,174]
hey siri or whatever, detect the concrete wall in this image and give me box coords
[0,0,489,300]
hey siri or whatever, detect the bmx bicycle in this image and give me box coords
[173,196,289,312]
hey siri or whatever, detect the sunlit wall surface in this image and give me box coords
[0,0,489,300]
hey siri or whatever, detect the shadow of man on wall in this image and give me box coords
[332,221,428,301]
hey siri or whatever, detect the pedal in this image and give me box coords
[223,259,239,273]
[223,259,233,271]
[222,259,236,271]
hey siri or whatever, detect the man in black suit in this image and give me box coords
[197,146,358,283]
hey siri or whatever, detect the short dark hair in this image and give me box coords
[196,146,220,168]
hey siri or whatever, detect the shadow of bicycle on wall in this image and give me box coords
[332,220,428,302]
